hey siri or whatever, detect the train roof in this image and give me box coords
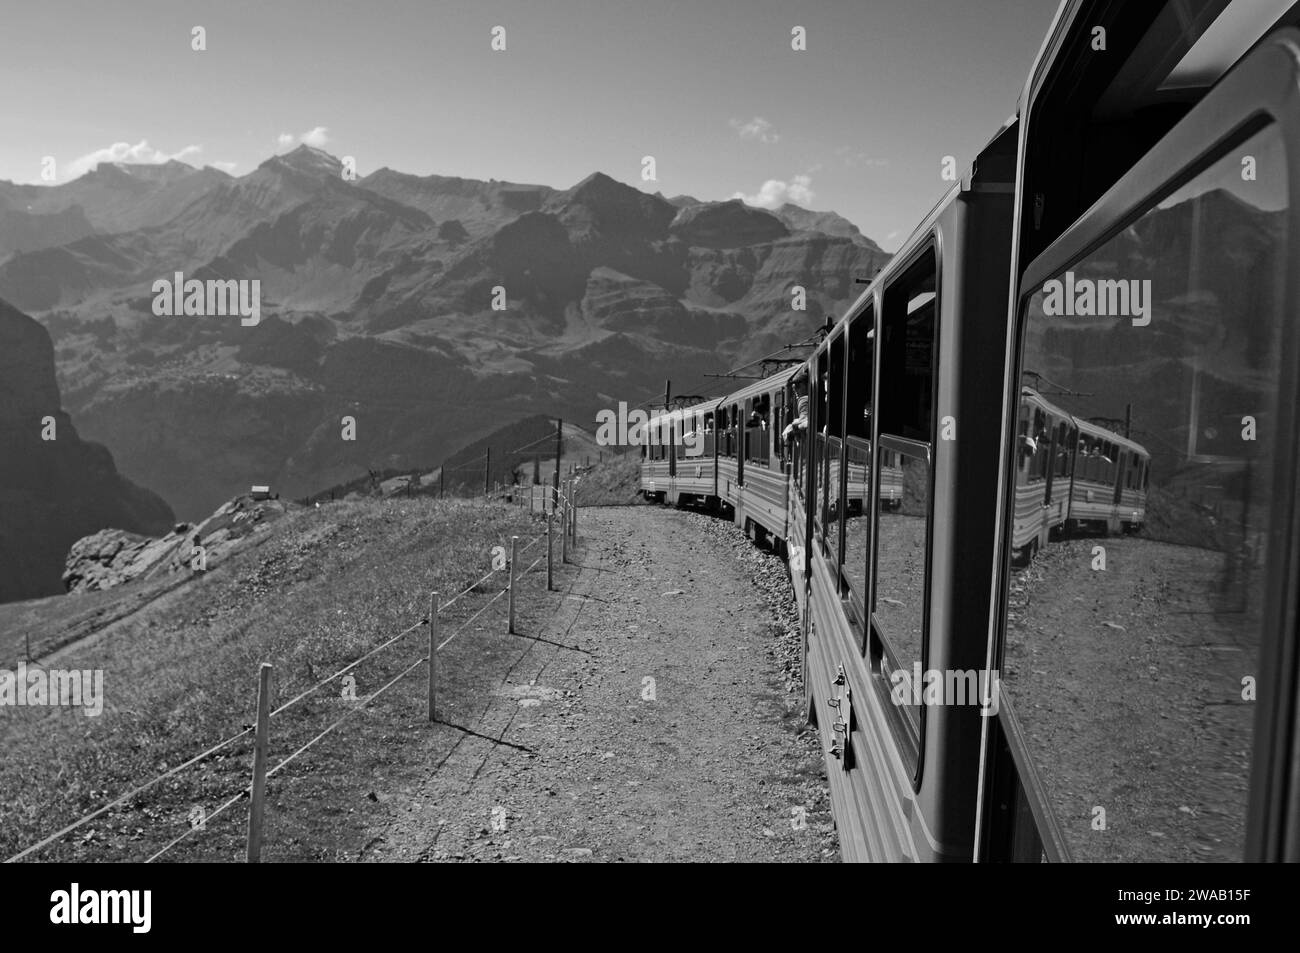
[648,394,722,422]
[1022,386,1149,457]
[711,365,801,407]
[1073,416,1149,457]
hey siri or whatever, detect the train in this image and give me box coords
[637,0,1300,862]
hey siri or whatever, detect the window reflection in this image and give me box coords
[1003,125,1286,862]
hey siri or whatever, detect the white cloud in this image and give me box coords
[834,146,888,168]
[300,126,330,148]
[732,174,815,209]
[277,126,331,151]
[210,160,239,173]
[729,117,779,144]
[64,140,202,179]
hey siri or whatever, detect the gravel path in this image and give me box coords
[363,506,838,862]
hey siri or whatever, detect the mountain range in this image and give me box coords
[0,146,891,519]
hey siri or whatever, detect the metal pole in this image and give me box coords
[246,663,272,863]
[571,482,578,544]
[546,515,554,591]
[484,447,491,497]
[508,536,519,634]
[553,418,562,511]
[428,591,439,721]
[439,467,444,499]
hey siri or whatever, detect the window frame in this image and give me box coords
[844,300,878,636]
[989,29,1300,861]
[867,237,942,784]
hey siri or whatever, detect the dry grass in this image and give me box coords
[0,496,552,862]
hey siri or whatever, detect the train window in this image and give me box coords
[810,355,825,538]
[743,396,769,466]
[771,388,785,468]
[843,311,875,633]
[1001,124,1287,861]
[870,247,938,765]
[825,332,846,564]
[756,394,771,467]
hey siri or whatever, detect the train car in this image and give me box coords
[1011,386,1149,561]
[714,367,800,546]
[640,398,719,504]
[793,118,1018,862]
[1062,415,1148,536]
[979,0,1300,862]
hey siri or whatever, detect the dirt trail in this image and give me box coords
[363,506,837,862]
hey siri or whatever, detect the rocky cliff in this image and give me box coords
[0,297,174,602]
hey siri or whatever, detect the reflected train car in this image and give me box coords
[1012,386,1149,561]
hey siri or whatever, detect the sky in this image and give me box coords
[0,0,1061,251]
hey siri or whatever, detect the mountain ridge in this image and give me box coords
[0,148,892,518]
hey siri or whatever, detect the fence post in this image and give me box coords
[546,514,554,591]
[571,482,578,545]
[246,663,272,863]
[508,536,519,634]
[428,591,439,722]
[561,485,570,564]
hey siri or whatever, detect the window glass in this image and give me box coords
[826,334,846,564]
[843,314,875,629]
[1003,125,1286,861]
[871,249,938,746]
[810,357,825,536]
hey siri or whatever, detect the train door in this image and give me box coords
[667,415,677,479]
[1112,448,1126,506]
[735,403,744,487]
[1042,417,1060,507]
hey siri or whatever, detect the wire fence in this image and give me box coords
[4,481,582,865]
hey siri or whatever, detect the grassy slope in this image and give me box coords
[571,450,646,506]
[0,496,548,862]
